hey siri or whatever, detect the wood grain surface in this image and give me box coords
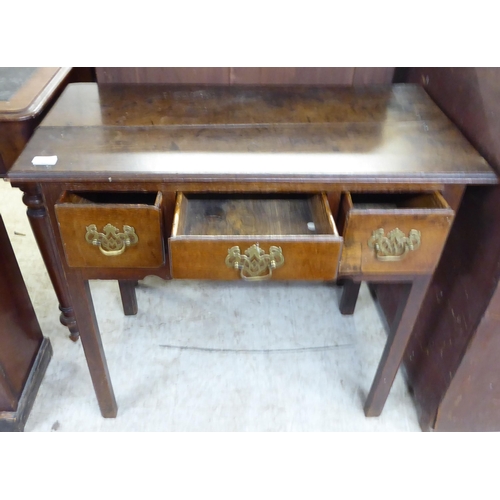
[338,192,454,276]
[55,191,164,268]
[40,83,445,127]
[9,84,494,184]
[170,192,341,280]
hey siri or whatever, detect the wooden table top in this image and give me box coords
[0,67,71,121]
[9,83,497,185]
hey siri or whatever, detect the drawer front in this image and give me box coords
[55,193,164,268]
[339,192,454,276]
[170,237,342,280]
[169,192,342,281]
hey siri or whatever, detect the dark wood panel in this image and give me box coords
[95,67,230,85]
[437,283,500,431]
[398,68,500,431]
[408,68,500,173]
[230,67,356,85]
[95,68,395,86]
[0,215,43,410]
[0,338,52,431]
[0,120,35,174]
[403,184,500,429]
[353,68,395,85]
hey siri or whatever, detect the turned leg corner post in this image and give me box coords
[17,182,80,341]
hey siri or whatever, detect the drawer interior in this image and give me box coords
[58,191,160,206]
[348,192,449,211]
[173,193,337,237]
[337,191,452,237]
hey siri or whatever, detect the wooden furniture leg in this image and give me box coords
[364,275,432,417]
[66,270,117,417]
[118,280,138,316]
[17,183,79,341]
[339,280,361,315]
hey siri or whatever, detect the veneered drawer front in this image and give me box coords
[338,192,454,276]
[169,192,342,280]
[55,191,164,268]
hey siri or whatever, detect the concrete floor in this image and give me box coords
[1,179,421,431]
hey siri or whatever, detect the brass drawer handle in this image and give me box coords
[85,224,138,256]
[367,228,421,261]
[225,243,284,281]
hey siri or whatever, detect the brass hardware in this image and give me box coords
[85,224,138,256]
[368,228,421,261]
[225,243,284,281]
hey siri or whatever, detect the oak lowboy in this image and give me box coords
[8,83,497,419]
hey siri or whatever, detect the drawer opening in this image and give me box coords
[338,192,451,235]
[169,192,342,280]
[337,190,454,275]
[59,191,159,206]
[173,193,338,238]
[348,192,449,211]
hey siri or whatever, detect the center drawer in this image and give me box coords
[169,192,342,280]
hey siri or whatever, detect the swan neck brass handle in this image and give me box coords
[225,244,284,281]
[368,228,421,262]
[85,224,138,256]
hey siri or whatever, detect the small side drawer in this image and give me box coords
[338,191,454,276]
[169,192,342,280]
[55,191,164,268]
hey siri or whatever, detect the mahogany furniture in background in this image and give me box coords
[374,68,500,431]
[8,83,496,419]
[0,68,71,175]
[95,67,395,86]
[0,68,75,430]
[96,68,394,85]
[0,215,52,431]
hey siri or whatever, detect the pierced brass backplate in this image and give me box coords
[85,223,138,256]
[367,228,421,261]
[225,243,284,281]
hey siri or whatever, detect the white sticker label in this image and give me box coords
[32,155,58,166]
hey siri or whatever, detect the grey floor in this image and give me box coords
[1,179,421,431]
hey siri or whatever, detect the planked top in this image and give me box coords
[9,83,497,184]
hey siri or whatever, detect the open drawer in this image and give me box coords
[338,191,454,276]
[55,191,164,268]
[169,192,343,280]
